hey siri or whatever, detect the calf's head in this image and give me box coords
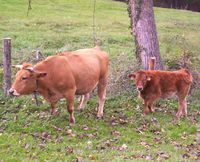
[129,71,151,92]
[9,63,47,96]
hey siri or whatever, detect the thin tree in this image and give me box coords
[128,0,163,70]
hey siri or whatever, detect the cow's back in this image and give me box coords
[59,47,108,95]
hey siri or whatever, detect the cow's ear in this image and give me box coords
[22,63,33,69]
[25,67,34,72]
[13,65,23,69]
[34,71,47,78]
[128,73,136,80]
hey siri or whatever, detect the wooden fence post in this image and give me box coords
[148,57,156,70]
[3,38,12,95]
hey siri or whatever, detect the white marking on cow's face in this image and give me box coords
[8,88,20,96]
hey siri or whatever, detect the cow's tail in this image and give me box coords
[183,69,193,84]
[94,45,101,50]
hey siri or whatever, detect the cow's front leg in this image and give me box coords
[65,90,76,124]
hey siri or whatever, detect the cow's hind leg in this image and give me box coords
[97,78,107,119]
[65,89,76,124]
[78,93,90,111]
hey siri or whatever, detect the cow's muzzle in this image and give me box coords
[8,88,20,96]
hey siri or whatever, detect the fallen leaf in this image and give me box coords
[42,132,51,140]
[156,151,170,160]
[24,143,29,149]
[82,125,89,131]
[65,146,74,155]
[182,153,190,159]
[88,154,97,160]
[76,156,84,162]
[51,125,62,132]
[119,144,128,151]
[111,130,121,136]
[39,143,45,149]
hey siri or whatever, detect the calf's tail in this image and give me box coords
[183,69,193,84]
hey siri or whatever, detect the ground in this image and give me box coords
[0,0,200,161]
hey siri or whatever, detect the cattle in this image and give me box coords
[9,46,109,124]
[129,69,193,117]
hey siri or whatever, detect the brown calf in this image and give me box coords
[129,69,193,117]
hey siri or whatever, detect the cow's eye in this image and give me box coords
[22,76,28,80]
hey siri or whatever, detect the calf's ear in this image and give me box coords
[128,73,136,80]
[146,75,152,81]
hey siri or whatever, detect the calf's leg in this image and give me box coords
[176,86,190,117]
[144,98,156,114]
[176,98,187,117]
[50,102,58,115]
[144,100,151,114]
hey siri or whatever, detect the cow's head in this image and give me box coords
[128,71,151,92]
[9,63,47,96]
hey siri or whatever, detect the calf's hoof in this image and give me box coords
[176,110,183,118]
[50,108,58,115]
[149,108,155,112]
[144,109,150,114]
[77,107,84,112]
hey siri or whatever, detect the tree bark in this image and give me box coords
[128,0,163,70]
[3,38,12,95]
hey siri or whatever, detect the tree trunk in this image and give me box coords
[128,0,163,70]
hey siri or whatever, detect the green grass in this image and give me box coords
[0,92,199,161]
[0,0,200,161]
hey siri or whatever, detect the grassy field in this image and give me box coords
[0,0,200,161]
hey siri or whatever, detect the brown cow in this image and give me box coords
[129,69,193,117]
[9,46,109,124]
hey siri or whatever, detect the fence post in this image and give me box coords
[3,38,12,95]
[148,57,156,70]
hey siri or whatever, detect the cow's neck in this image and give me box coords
[35,79,55,101]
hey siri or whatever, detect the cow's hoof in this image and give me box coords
[176,111,183,118]
[69,117,75,126]
[77,108,83,112]
[150,108,155,113]
[144,109,150,114]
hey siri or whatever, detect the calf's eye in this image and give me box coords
[22,76,28,80]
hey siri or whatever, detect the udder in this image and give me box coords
[75,80,99,95]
